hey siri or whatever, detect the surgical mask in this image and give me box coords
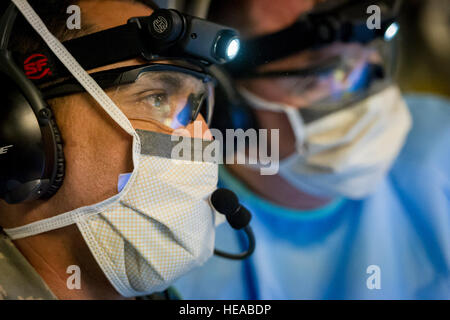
[6,0,222,297]
[5,131,221,297]
[239,84,412,199]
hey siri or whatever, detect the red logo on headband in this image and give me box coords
[23,54,52,80]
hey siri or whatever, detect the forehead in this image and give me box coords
[133,71,207,92]
[245,0,317,36]
[79,0,153,31]
[77,0,154,72]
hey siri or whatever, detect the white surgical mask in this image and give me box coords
[239,84,412,199]
[7,0,222,297]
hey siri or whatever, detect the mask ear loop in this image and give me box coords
[239,86,308,155]
[282,107,307,155]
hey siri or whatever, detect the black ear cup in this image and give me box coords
[0,59,66,203]
[0,3,65,204]
[40,109,65,199]
[0,74,66,203]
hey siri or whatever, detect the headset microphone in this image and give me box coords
[210,188,255,260]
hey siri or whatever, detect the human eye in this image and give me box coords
[142,92,169,110]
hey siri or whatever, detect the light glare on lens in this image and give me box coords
[384,22,399,41]
[226,38,240,60]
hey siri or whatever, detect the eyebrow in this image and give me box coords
[156,74,183,90]
[134,73,184,94]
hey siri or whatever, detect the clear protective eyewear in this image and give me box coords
[42,62,215,129]
[240,38,396,123]
[226,0,402,123]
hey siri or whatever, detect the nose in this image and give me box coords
[130,113,213,140]
[182,114,213,140]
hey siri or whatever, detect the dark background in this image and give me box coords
[397,0,450,98]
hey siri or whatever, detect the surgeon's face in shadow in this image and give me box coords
[231,0,378,159]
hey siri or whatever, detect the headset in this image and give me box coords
[0,4,65,204]
[0,3,239,204]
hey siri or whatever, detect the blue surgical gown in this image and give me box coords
[173,94,450,299]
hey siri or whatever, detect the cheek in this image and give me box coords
[92,123,134,181]
[62,94,135,182]
[241,79,281,101]
[82,126,133,200]
[96,129,133,168]
[130,115,212,140]
[254,110,297,159]
[130,119,174,135]
[241,79,299,106]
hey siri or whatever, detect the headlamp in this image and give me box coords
[226,0,402,76]
[16,8,240,84]
[132,9,241,64]
[384,22,399,41]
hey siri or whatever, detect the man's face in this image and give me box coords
[238,0,377,109]
[241,43,378,108]
[231,0,383,159]
[0,0,211,228]
[62,0,211,201]
[78,0,211,135]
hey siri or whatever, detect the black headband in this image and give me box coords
[17,23,145,84]
[13,8,240,84]
[226,0,402,76]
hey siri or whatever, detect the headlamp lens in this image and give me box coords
[226,38,241,60]
[215,33,241,62]
[384,22,399,42]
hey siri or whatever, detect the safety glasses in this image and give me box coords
[227,0,402,76]
[239,39,395,123]
[41,62,216,129]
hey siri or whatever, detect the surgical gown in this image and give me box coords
[173,94,450,299]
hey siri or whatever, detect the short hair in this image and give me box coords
[6,0,158,55]
[3,0,158,115]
